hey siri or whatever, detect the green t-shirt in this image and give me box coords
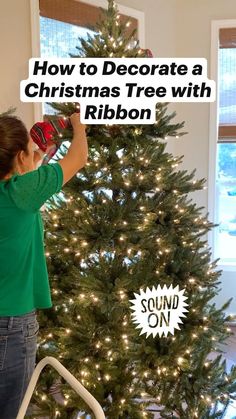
[0,162,63,316]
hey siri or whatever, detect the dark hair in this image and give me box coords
[0,116,29,180]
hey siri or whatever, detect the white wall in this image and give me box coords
[0,0,34,130]
[119,0,177,56]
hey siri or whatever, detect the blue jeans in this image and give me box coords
[0,310,39,419]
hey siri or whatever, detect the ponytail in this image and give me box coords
[0,116,29,180]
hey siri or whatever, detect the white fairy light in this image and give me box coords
[188,278,195,283]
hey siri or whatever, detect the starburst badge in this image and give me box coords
[130,285,189,338]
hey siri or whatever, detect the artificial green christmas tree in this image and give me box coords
[32,1,236,418]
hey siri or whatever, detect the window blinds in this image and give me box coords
[39,0,138,36]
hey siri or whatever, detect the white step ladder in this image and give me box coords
[16,356,106,419]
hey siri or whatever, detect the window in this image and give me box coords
[39,0,138,37]
[216,28,236,262]
[39,1,96,114]
[209,22,236,265]
[30,0,143,118]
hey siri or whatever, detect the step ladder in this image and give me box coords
[16,356,106,419]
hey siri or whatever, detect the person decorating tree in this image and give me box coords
[0,111,87,418]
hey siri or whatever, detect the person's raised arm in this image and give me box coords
[57,112,88,186]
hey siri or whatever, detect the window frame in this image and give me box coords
[30,0,145,121]
[209,19,236,270]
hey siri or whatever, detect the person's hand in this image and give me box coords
[70,112,86,133]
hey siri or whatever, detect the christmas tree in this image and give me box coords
[32,1,236,418]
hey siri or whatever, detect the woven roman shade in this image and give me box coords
[39,0,138,37]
